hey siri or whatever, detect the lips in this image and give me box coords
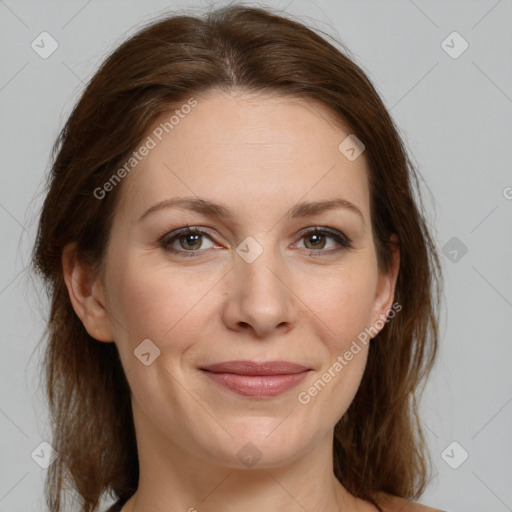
[200,360,311,397]
[201,360,310,375]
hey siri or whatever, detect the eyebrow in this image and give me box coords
[138,196,365,225]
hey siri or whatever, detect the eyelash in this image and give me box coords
[159,225,353,258]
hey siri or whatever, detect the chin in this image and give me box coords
[198,419,319,470]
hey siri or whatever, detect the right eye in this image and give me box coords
[160,226,221,257]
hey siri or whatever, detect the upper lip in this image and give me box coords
[200,361,310,375]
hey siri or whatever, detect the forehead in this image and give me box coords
[115,90,370,223]
[153,90,356,163]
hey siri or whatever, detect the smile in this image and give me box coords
[199,361,312,397]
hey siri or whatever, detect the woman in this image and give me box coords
[32,5,443,512]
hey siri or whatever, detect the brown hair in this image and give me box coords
[32,5,442,512]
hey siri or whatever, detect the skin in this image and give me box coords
[62,90,442,512]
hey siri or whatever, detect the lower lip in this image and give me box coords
[201,370,311,397]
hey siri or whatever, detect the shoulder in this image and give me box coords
[376,492,445,512]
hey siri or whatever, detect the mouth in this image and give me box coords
[199,360,312,397]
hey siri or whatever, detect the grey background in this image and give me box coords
[1,0,511,511]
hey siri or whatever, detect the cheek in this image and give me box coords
[297,258,378,351]
[105,252,220,352]
[292,259,376,417]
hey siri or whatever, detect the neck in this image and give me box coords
[121,402,361,512]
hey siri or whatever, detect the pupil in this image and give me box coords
[307,234,324,249]
[182,234,201,249]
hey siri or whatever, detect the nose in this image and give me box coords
[221,243,297,338]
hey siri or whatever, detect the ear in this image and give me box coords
[369,234,400,337]
[62,243,114,342]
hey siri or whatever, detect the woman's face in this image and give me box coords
[92,90,399,469]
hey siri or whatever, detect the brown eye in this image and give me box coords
[303,232,327,250]
[160,227,218,257]
[178,232,203,250]
[295,227,352,255]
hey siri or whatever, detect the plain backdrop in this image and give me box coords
[0,1,511,511]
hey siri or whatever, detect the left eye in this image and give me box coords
[293,228,352,253]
